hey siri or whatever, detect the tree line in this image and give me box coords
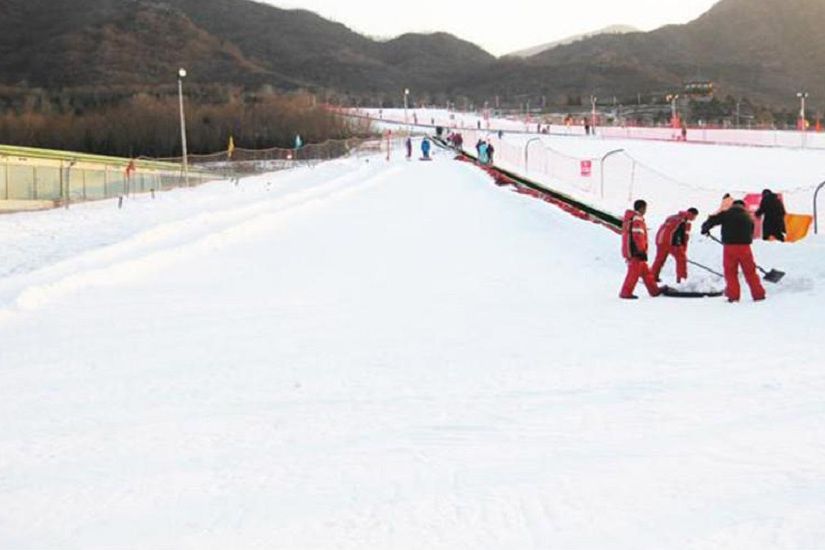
[0,86,372,158]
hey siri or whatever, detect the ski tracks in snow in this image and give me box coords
[0,160,400,323]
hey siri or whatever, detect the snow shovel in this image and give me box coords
[687,259,724,279]
[705,234,785,283]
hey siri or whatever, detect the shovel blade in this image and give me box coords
[763,269,786,284]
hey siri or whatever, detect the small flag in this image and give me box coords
[228,136,235,159]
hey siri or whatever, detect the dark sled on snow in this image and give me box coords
[660,286,724,298]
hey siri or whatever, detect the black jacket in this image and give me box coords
[755,193,786,238]
[701,206,755,245]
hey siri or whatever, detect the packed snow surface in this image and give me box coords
[1,143,825,549]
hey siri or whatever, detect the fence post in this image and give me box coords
[599,149,625,199]
[524,137,542,173]
[65,160,77,209]
[814,179,825,234]
[2,155,7,200]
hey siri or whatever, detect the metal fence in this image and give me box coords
[0,138,374,212]
[0,145,213,207]
[149,138,374,178]
[457,129,822,228]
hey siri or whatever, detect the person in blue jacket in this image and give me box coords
[478,141,489,164]
[421,138,432,159]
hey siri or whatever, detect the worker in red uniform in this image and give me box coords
[620,199,661,300]
[652,208,699,284]
[701,200,766,303]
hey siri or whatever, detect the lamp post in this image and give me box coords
[666,94,679,125]
[177,68,189,186]
[797,92,809,129]
[736,98,742,129]
[798,91,809,148]
[590,95,598,131]
[404,88,410,130]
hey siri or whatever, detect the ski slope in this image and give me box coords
[1,144,825,549]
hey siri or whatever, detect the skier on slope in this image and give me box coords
[701,200,766,303]
[421,137,432,160]
[651,208,699,284]
[478,141,489,164]
[620,199,662,300]
[405,136,413,159]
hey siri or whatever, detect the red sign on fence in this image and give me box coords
[580,160,592,177]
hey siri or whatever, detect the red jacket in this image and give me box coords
[622,209,649,260]
[656,212,692,248]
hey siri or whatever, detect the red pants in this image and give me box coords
[723,245,766,301]
[652,245,687,282]
[620,259,660,298]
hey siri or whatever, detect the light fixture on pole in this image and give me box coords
[590,95,598,131]
[798,91,810,148]
[178,68,189,186]
[736,98,742,129]
[404,88,410,129]
[666,94,680,124]
[797,91,809,130]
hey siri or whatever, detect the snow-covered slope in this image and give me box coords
[1,145,824,548]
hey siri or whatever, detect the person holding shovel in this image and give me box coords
[652,208,699,284]
[701,200,766,303]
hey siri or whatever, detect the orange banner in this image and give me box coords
[785,214,813,243]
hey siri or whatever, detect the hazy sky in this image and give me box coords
[268,0,721,56]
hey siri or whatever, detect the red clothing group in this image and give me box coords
[620,209,660,299]
[651,211,694,283]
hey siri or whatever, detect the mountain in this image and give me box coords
[466,0,825,108]
[0,0,823,109]
[0,0,495,94]
[506,25,639,59]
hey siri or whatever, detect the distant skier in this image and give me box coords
[421,137,432,160]
[755,189,787,242]
[486,142,495,165]
[478,141,489,164]
[405,136,413,159]
[701,200,766,302]
[620,199,662,300]
[651,208,699,284]
[294,134,303,149]
[583,118,591,136]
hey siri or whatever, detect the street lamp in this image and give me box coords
[590,95,598,131]
[736,98,742,129]
[404,88,410,129]
[797,91,809,129]
[178,68,189,186]
[798,91,809,148]
[666,94,679,125]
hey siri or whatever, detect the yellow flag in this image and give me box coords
[228,136,235,159]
